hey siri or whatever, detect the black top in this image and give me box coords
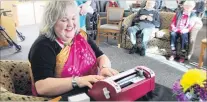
[28,35,103,82]
[133,8,160,28]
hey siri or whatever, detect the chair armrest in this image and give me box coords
[0,60,31,69]
[118,20,124,30]
[150,28,160,38]
[121,13,137,35]
[0,60,34,95]
[0,60,32,81]
[191,17,203,31]
[187,17,203,59]
[190,17,203,42]
[0,87,50,101]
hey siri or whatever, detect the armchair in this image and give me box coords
[96,7,124,48]
[0,60,49,101]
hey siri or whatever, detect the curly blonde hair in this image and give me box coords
[40,0,80,41]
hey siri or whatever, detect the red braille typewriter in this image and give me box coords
[88,66,155,101]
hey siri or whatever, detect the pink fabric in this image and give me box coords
[61,34,97,77]
[176,14,188,31]
[32,84,37,96]
[170,13,194,33]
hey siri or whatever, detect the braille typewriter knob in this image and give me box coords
[103,87,110,99]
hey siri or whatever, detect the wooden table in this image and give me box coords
[198,38,207,68]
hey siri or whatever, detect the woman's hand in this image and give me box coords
[181,28,189,34]
[140,15,147,20]
[172,27,179,32]
[147,16,153,21]
[99,68,119,77]
[76,75,104,88]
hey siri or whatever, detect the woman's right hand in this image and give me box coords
[76,75,105,88]
[147,16,153,21]
[172,27,178,32]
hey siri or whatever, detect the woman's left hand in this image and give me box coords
[99,68,119,77]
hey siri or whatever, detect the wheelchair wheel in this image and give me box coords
[20,36,25,41]
[15,45,21,52]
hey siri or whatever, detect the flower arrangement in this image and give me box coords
[172,69,207,101]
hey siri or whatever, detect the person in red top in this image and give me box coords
[105,0,119,12]
[169,0,196,62]
[108,0,119,7]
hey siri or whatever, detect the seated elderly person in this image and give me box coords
[169,1,197,63]
[127,0,160,56]
[28,0,119,97]
[105,0,119,12]
[140,0,163,10]
[174,0,185,12]
[194,0,205,18]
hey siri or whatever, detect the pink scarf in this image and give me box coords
[61,34,98,77]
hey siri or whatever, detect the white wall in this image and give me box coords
[17,1,47,26]
[17,2,35,26]
[125,0,137,10]
[34,1,47,24]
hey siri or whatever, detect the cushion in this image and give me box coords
[108,8,124,21]
[0,60,50,101]
[159,12,175,29]
[0,68,15,93]
[155,29,170,40]
[147,38,171,55]
[100,24,119,30]
[122,12,137,32]
[150,28,160,39]
[0,91,49,101]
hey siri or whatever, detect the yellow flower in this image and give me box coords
[180,69,206,92]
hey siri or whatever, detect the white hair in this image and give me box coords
[183,0,196,7]
[40,0,80,41]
